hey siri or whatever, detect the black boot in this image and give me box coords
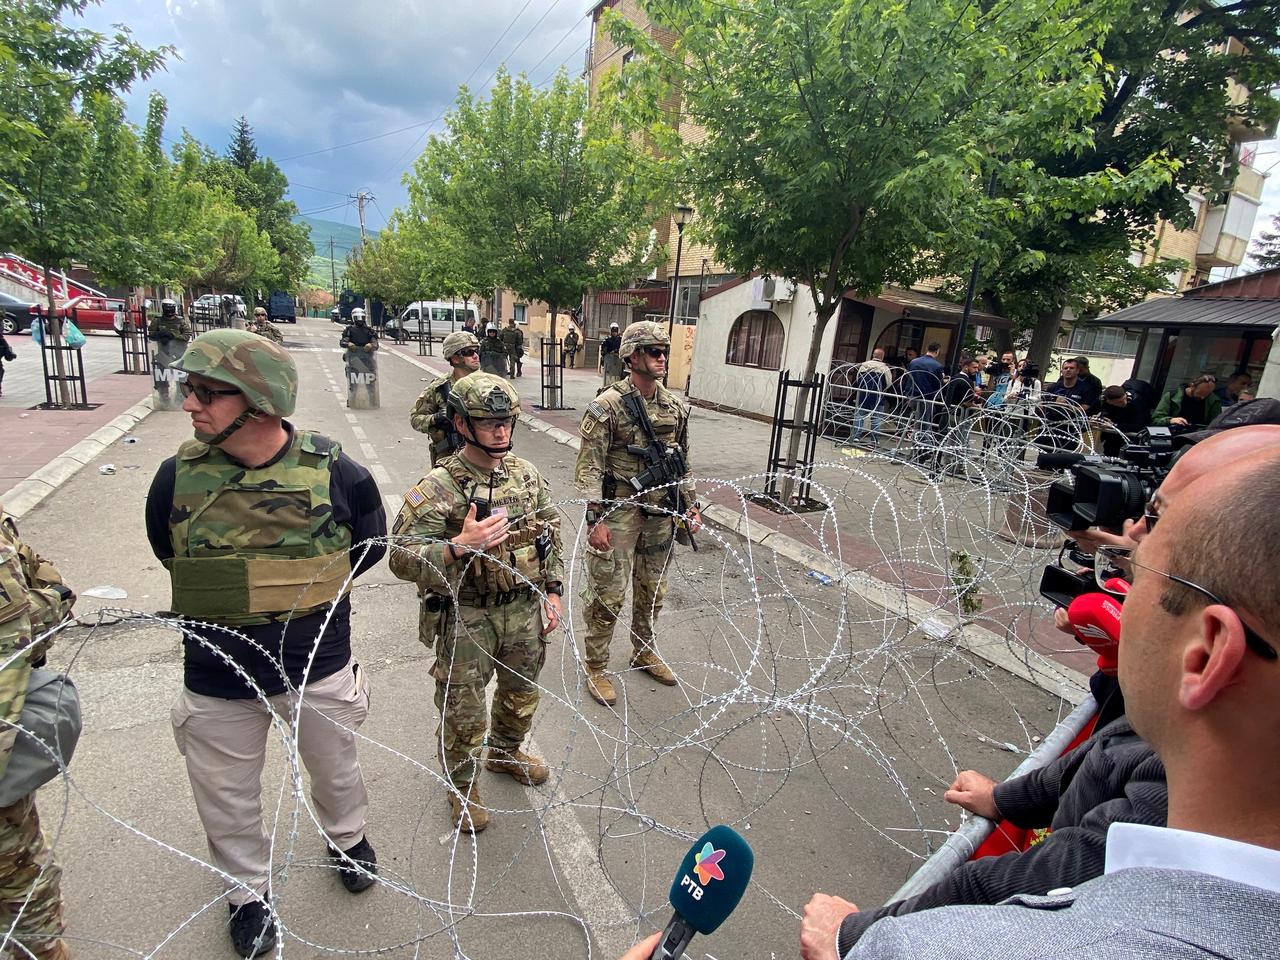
[328,835,378,893]
[228,899,277,958]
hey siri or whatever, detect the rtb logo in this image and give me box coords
[679,841,726,900]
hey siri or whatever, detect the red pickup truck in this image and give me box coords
[33,295,131,333]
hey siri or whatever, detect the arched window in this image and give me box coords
[725,310,784,369]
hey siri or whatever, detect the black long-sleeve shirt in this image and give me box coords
[146,431,386,699]
[838,718,1166,953]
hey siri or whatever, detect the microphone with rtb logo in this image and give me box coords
[648,825,754,960]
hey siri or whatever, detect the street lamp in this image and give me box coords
[667,203,694,338]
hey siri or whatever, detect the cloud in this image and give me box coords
[76,0,594,225]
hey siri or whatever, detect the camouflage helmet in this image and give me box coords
[447,372,521,420]
[172,329,297,416]
[619,320,670,360]
[441,330,480,360]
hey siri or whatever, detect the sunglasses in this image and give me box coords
[473,416,517,431]
[643,346,669,359]
[179,381,242,405]
[1095,545,1277,661]
[455,348,479,358]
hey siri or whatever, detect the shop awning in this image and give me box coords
[850,286,1009,328]
[1089,296,1280,329]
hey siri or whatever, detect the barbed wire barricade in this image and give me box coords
[16,415,1110,957]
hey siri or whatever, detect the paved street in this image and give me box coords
[19,318,1066,958]
[0,330,130,409]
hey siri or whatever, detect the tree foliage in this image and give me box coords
[344,222,419,308]
[1251,212,1280,270]
[962,0,1280,367]
[402,67,667,336]
[227,114,258,172]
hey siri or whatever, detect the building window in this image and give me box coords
[514,303,528,325]
[726,310,784,369]
[1067,326,1142,358]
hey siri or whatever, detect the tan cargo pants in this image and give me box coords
[581,508,674,668]
[171,659,371,905]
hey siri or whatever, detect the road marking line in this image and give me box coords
[370,463,392,487]
[360,442,378,461]
[350,425,368,440]
[384,493,402,513]
[345,413,359,424]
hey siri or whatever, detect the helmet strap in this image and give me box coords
[197,409,256,446]
[460,413,514,458]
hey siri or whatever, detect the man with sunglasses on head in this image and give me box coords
[796,445,1280,960]
[575,321,701,707]
[389,373,563,834]
[410,330,482,466]
[144,330,387,958]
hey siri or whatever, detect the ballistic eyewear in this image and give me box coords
[1095,545,1277,661]
[179,381,242,405]
[455,347,479,358]
[643,346,669,359]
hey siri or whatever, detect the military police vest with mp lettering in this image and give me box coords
[165,431,353,624]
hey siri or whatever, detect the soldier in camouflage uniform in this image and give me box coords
[409,331,481,466]
[145,330,387,958]
[389,373,564,834]
[479,323,509,377]
[247,306,284,345]
[575,321,701,706]
[0,507,74,960]
[499,319,525,378]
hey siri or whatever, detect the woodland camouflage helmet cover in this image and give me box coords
[447,372,521,420]
[619,320,670,360]
[441,330,480,360]
[173,329,298,417]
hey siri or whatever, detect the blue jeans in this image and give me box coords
[853,403,884,441]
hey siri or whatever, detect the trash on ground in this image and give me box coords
[98,464,117,475]
[82,585,128,600]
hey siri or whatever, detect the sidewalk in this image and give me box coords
[0,370,154,507]
[385,342,1093,694]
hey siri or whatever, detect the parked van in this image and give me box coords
[397,301,480,340]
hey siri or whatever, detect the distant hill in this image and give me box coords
[292,215,378,290]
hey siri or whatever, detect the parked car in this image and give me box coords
[33,294,131,332]
[0,291,40,335]
[267,291,297,323]
[192,293,246,320]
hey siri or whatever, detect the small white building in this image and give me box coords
[688,275,1007,417]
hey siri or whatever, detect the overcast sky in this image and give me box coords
[76,0,596,234]
[77,1,1277,266]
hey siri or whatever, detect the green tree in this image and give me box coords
[405,68,665,362]
[0,0,168,402]
[345,221,418,309]
[610,0,1152,495]
[1251,212,1280,270]
[228,114,258,172]
[967,0,1280,369]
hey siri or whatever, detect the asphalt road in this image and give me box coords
[20,318,1065,959]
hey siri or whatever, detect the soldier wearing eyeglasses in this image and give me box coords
[409,331,482,466]
[144,330,387,958]
[574,321,701,706]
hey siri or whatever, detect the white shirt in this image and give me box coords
[1106,822,1280,895]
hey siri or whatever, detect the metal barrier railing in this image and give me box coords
[886,695,1098,904]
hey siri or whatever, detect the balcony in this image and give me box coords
[1226,77,1279,143]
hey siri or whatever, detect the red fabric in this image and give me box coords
[968,714,1100,859]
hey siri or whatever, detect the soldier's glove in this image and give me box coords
[364,343,375,353]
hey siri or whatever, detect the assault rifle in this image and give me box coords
[620,391,698,551]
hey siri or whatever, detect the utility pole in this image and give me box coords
[351,190,374,325]
[328,237,337,310]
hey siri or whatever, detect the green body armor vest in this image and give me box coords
[165,431,353,624]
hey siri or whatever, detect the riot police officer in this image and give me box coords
[575,321,701,706]
[390,373,563,833]
[149,298,192,405]
[479,323,508,376]
[409,331,481,466]
[340,308,379,408]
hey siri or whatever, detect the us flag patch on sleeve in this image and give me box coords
[404,485,428,509]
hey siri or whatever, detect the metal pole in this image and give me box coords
[949,170,998,373]
[329,237,337,305]
[668,221,685,339]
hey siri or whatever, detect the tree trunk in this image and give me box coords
[777,301,837,505]
[42,263,72,407]
[1025,303,1066,379]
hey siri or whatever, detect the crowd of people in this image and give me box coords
[846,343,1260,453]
